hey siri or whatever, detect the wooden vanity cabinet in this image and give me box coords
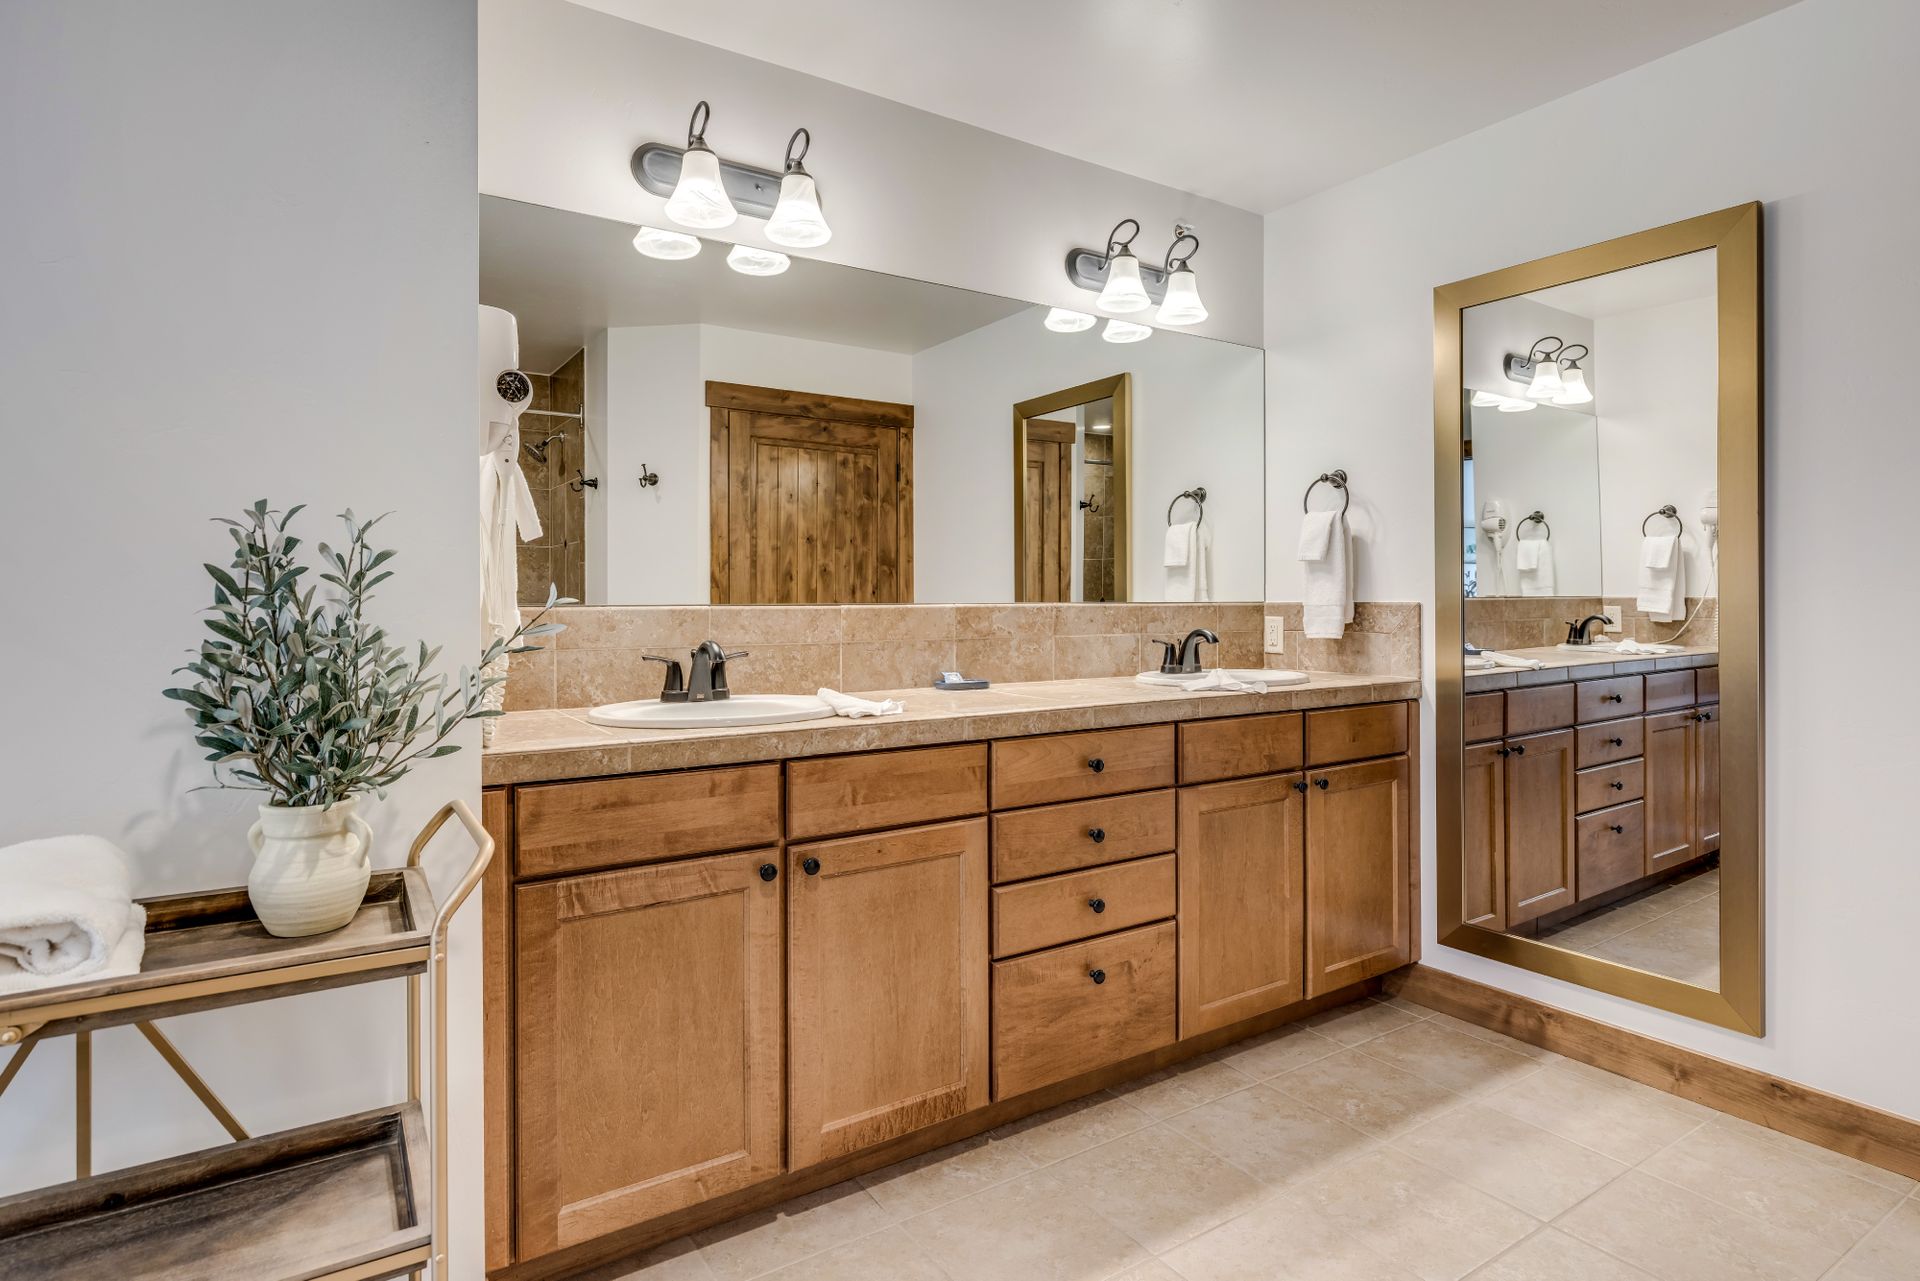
[1460,741,1507,930]
[1176,774,1304,1036]
[1304,755,1412,996]
[1643,708,1698,874]
[1503,728,1577,925]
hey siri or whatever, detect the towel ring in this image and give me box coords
[1641,504,1683,536]
[1518,510,1551,541]
[1166,487,1206,526]
[1303,469,1350,515]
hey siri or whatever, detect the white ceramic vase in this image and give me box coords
[247,800,374,938]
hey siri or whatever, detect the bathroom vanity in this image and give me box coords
[478,674,1418,1277]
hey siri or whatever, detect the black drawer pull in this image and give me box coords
[1611,780,1625,790]
[801,856,821,876]
[1609,823,1625,834]
[1608,736,1624,747]
[1088,968,1107,985]
[758,863,778,882]
[1088,897,1106,914]
[1087,757,1106,773]
[1088,827,1106,844]
[1606,693,1624,703]
[1314,777,1330,790]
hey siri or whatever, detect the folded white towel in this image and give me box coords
[1302,512,1355,639]
[1636,533,1687,622]
[1515,538,1555,596]
[1166,522,1212,602]
[1296,510,1335,563]
[1163,522,1195,568]
[1136,670,1268,694]
[1609,639,1682,655]
[0,835,147,994]
[1474,650,1544,671]
[1642,535,1677,569]
[1515,539,1543,571]
[816,687,904,718]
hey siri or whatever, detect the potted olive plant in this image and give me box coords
[166,501,562,937]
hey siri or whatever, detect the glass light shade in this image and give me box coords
[765,171,832,248]
[1155,267,1208,325]
[1096,251,1152,313]
[1524,358,1566,400]
[1496,396,1537,412]
[725,244,790,276]
[1044,307,1096,333]
[1101,318,1152,344]
[1552,366,1593,405]
[631,225,701,260]
[663,146,737,229]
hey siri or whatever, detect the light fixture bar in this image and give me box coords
[1064,245,1176,303]
[633,143,786,220]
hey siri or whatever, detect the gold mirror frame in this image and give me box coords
[1012,373,1133,602]
[1432,203,1765,1034]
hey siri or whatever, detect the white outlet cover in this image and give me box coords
[1263,616,1285,652]
[1604,604,1626,633]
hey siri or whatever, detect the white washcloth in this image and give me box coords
[1301,512,1354,639]
[816,688,904,718]
[1610,639,1682,656]
[1163,522,1195,568]
[0,836,146,994]
[1636,534,1687,622]
[1467,650,1545,671]
[1642,535,1677,570]
[1166,522,1213,602]
[1296,510,1335,562]
[1135,670,1268,694]
[1515,538,1555,595]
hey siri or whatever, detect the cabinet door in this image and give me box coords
[514,851,783,1258]
[1644,710,1698,874]
[1461,742,1507,930]
[1177,774,1304,1036]
[1304,756,1411,997]
[1694,706,1721,854]
[1504,729,1577,925]
[788,818,990,1168]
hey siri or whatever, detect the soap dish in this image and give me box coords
[934,671,990,691]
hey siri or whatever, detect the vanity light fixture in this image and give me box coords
[725,243,791,276]
[1154,228,1208,326]
[1504,337,1597,406]
[1471,389,1537,413]
[631,225,702,260]
[1093,219,1152,313]
[764,128,832,248]
[1101,318,1153,344]
[1066,220,1207,320]
[662,101,738,230]
[1553,346,1594,405]
[1044,307,1096,333]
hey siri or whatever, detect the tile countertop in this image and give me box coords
[483,672,1423,786]
[1463,644,1718,693]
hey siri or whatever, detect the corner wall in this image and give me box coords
[1263,0,1920,1118]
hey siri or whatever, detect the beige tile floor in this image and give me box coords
[589,992,1917,1281]
[1535,865,1721,988]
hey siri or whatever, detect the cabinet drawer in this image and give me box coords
[992,790,1176,883]
[515,764,782,878]
[1577,801,1647,900]
[1645,670,1697,713]
[1465,693,1505,744]
[1576,717,1645,768]
[1576,676,1644,723]
[991,725,1174,809]
[1304,702,1409,767]
[787,743,987,840]
[991,854,1175,958]
[1577,758,1645,813]
[992,920,1176,1099]
[1178,712,1303,783]
[1505,684,1575,735]
[1695,667,1720,704]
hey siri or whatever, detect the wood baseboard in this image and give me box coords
[1387,964,1920,1181]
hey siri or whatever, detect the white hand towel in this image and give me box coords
[1136,669,1268,694]
[1296,510,1335,563]
[1302,512,1355,639]
[0,835,146,994]
[1642,535,1677,569]
[1610,639,1681,655]
[1166,523,1212,602]
[1475,650,1545,670]
[816,687,904,718]
[1163,522,1195,568]
[1636,534,1687,622]
[1515,538,1555,596]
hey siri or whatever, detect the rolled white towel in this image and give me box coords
[0,835,146,994]
[1475,650,1545,670]
[816,687,905,718]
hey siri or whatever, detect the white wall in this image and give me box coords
[913,310,1266,603]
[1264,0,1920,1118]
[478,0,1264,347]
[1468,403,1605,597]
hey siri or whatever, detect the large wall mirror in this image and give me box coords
[479,195,1264,606]
[1433,204,1763,1034]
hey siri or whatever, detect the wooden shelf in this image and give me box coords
[0,1102,429,1281]
[0,869,434,1041]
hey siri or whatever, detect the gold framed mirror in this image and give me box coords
[1012,373,1133,603]
[1432,204,1764,1034]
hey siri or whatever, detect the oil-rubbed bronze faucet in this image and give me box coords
[1565,615,1611,645]
[686,640,749,701]
[1177,628,1220,673]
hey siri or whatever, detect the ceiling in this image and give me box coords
[571,0,1796,212]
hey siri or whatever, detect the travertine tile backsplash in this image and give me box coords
[1463,596,1717,651]
[504,601,1423,711]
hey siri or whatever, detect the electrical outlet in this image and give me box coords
[1604,603,1626,633]
[1263,616,1285,653]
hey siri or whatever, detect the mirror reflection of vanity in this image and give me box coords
[1435,205,1763,1034]
[478,195,1264,608]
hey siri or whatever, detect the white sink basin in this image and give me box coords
[587,693,835,730]
[1137,669,1310,688]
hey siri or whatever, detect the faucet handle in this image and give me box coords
[1152,639,1180,673]
[640,653,687,701]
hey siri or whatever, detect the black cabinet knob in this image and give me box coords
[1314,777,1330,790]
[1608,737,1623,747]
[1293,780,1309,793]
[1611,780,1625,791]
[802,856,821,876]
[1697,711,1713,722]
[1089,968,1107,985]
[758,863,778,882]
[1088,897,1107,914]
[1610,824,1625,834]
[1495,747,1511,758]
[1087,757,1106,773]
[1511,743,1527,756]
[1088,827,1106,844]
[1606,693,1623,703]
